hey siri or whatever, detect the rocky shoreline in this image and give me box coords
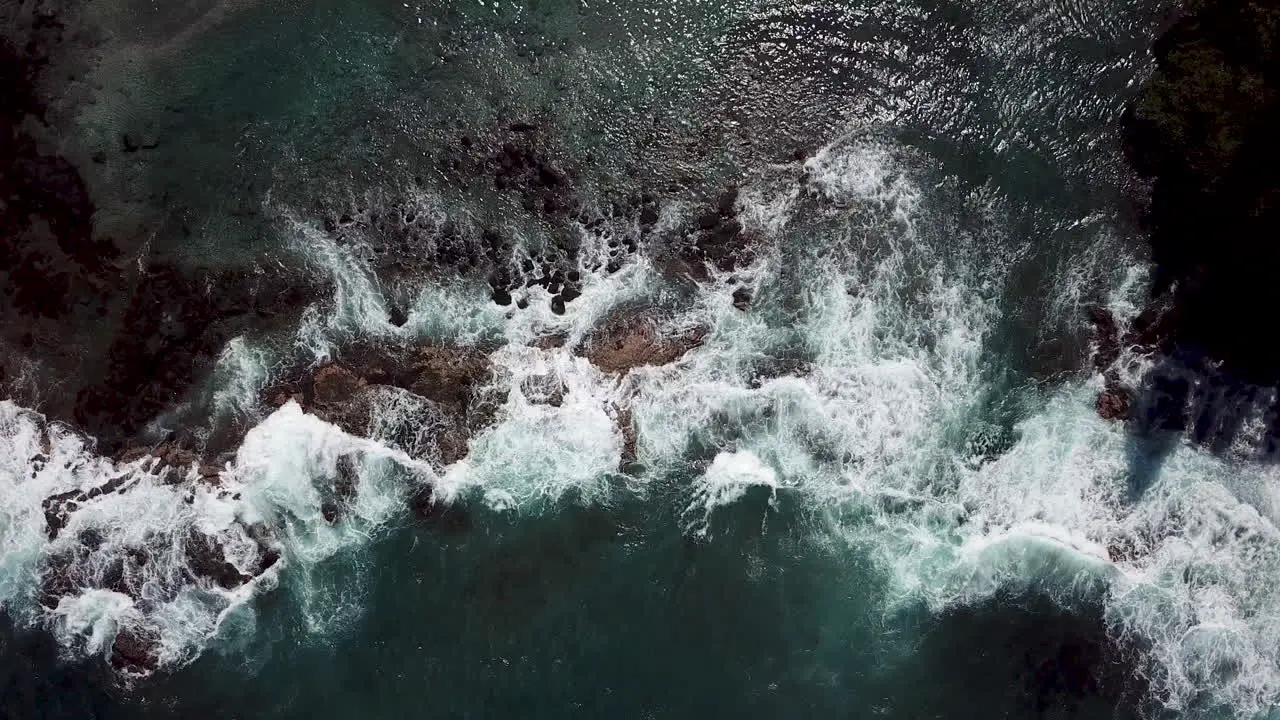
[1116,0,1280,443]
[6,0,1267,701]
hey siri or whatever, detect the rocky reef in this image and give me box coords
[1104,0,1280,454]
[1123,0,1280,386]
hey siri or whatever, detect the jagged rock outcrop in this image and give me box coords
[265,341,499,468]
[653,186,762,282]
[1123,0,1280,386]
[577,309,708,375]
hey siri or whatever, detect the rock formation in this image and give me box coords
[1124,0,1280,387]
[265,340,499,468]
[577,309,708,375]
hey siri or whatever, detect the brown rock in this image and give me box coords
[110,625,160,674]
[580,310,707,374]
[407,345,491,408]
[312,362,365,405]
[532,333,568,350]
[1096,390,1130,421]
[150,443,197,472]
[115,446,151,464]
[264,342,496,468]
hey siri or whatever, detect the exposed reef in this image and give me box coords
[1123,0,1280,386]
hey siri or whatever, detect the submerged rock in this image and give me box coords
[655,186,761,282]
[408,485,473,534]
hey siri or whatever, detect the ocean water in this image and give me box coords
[7,0,1280,718]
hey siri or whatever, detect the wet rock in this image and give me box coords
[746,354,813,389]
[37,552,76,609]
[264,341,496,468]
[653,186,759,282]
[109,625,160,675]
[1087,306,1120,372]
[521,374,566,407]
[614,404,638,466]
[579,310,708,374]
[71,263,325,455]
[335,454,359,499]
[42,475,133,539]
[532,333,568,350]
[183,531,249,590]
[115,446,151,465]
[312,363,366,405]
[387,301,409,327]
[732,287,753,311]
[1096,389,1130,421]
[550,295,567,315]
[149,441,200,479]
[1123,0,1280,386]
[484,131,576,223]
[715,187,737,214]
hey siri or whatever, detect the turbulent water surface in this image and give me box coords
[5,0,1280,718]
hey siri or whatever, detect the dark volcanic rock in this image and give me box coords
[71,263,324,453]
[109,625,160,675]
[654,186,760,281]
[520,373,567,407]
[906,591,1147,718]
[5,12,330,462]
[183,531,249,590]
[42,475,133,539]
[1123,0,1280,386]
[408,485,473,534]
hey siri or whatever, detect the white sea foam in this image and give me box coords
[454,345,626,508]
[0,399,430,674]
[685,450,782,536]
